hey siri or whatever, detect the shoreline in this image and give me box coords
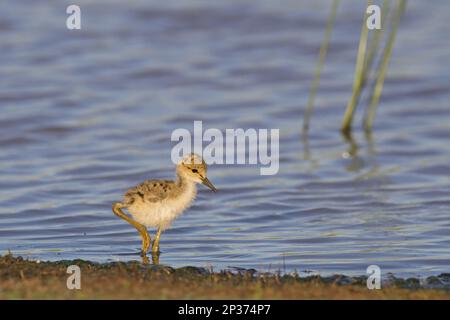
[1,255,449,299]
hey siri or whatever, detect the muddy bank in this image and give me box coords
[0,255,449,299]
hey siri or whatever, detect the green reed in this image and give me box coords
[341,0,372,135]
[304,0,406,137]
[363,0,390,87]
[302,0,340,135]
[363,0,406,132]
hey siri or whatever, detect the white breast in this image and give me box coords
[127,183,197,230]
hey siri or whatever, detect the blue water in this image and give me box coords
[0,0,449,278]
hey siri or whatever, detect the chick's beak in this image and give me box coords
[201,177,217,192]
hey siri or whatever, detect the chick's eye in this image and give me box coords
[191,169,198,173]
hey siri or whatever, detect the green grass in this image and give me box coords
[1,255,449,300]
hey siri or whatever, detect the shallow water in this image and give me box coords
[1,1,449,278]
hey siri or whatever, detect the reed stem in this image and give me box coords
[363,0,390,85]
[364,0,406,132]
[302,0,340,135]
[341,0,372,135]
